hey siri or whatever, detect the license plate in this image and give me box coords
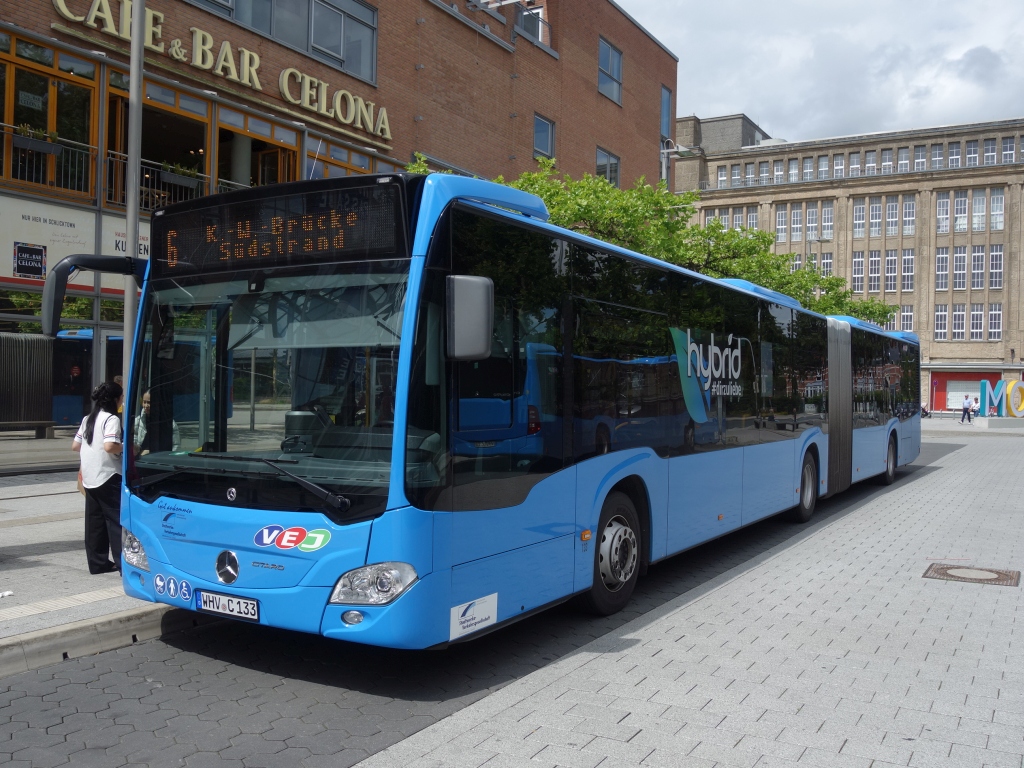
[196,590,260,622]
[474,441,496,448]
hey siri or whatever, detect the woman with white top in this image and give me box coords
[73,381,124,574]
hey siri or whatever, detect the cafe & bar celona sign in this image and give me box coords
[52,0,391,140]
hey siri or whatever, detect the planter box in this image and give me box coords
[159,170,202,189]
[12,135,63,156]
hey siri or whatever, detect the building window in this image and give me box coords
[897,147,909,173]
[868,250,881,292]
[807,203,818,240]
[717,166,727,189]
[971,245,985,289]
[788,159,798,182]
[660,85,671,142]
[881,149,893,174]
[834,154,844,178]
[989,304,1003,340]
[991,188,1004,231]
[773,160,784,184]
[948,142,961,168]
[936,192,949,234]
[758,161,769,184]
[934,305,948,340]
[935,248,949,291]
[952,246,967,290]
[966,140,979,166]
[747,206,759,229]
[970,304,984,341]
[597,38,622,104]
[791,205,803,241]
[792,252,802,272]
[971,190,986,232]
[990,245,1003,289]
[914,145,926,171]
[803,157,813,180]
[931,143,944,169]
[951,304,966,340]
[953,190,968,232]
[886,196,899,236]
[885,250,897,292]
[884,313,898,332]
[984,138,996,165]
[705,210,715,226]
[901,249,914,291]
[719,208,730,227]
[852,251,864,292]
[733,208,744,230]
[1002,137,1015,164]
[901,305,914,332]
[853,199,865,238]
[822,201,834,239]
[865,150,877,175]
[218,0,379,81]
[596,147,619,186]
[903,195,916,235]
[744,163,755,185]
[821,252,833,277]
[776,204,787,242]
[534,114,554,158]
[869,197,882,236]
[818,155,829,179]
[849,152,861,176]
[731,164,741,187]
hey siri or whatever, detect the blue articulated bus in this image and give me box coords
[41,173,921,649]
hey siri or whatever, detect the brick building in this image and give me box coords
[673,114,1024,412]
[0,0,677,415]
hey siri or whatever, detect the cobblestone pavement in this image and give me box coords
[358,434,1024,768]
[0,438,990,768]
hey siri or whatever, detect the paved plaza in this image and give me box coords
[0,428,1021,767]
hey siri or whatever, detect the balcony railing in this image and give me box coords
[217,178,250,194]
[2,124,95,196]
[105,152,210,212]
[513,3,551,47]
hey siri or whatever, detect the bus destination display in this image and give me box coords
[153,184,402,274]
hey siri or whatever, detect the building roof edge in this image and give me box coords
[603,0,679,62]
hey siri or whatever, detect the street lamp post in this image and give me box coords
[122,0,146,382]
[660,139,701,188]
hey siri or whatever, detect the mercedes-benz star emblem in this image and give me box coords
[226,487,237,501]
[216,551,239,584]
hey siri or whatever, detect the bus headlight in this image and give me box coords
[122,529,150,571]
[329,562,417,605]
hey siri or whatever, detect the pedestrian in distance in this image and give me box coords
[72,381,124,574]
[960,394,972,424]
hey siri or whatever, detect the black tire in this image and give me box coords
[595,426,611,455]
[787,452,818,523]
[879,434,897,485]
[578,491,640,615]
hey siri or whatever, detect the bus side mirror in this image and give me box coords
[446,275,493,361]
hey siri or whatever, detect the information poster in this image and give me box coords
[13,242,46,280]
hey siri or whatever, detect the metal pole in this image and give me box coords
[122,0,146,381]
[250,348,256,431]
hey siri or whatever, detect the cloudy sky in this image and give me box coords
[617,0,1024,142]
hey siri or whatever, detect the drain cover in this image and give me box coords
[923,563,1020,587]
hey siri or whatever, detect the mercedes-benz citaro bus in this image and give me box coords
[41,173,921,649]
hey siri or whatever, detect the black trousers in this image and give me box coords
[84,474,122,574]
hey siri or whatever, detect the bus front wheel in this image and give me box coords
[787,452,818,523]
[879,435,898,485]
[580,492,640,615]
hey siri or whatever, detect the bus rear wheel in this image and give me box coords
[787,452,818,523]
[579,491,640,615]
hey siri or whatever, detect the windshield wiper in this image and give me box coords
[188,454,352,514]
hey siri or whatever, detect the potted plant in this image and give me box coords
[12,124,63,156]
[158,161,203,189]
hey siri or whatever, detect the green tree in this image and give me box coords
[405,155,894,326]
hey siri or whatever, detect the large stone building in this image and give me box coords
[0,0,677,419]
[673,114,1024,412]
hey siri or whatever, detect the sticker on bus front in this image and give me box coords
[450,593,498,641]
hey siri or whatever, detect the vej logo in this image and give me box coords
[253,525,332,552]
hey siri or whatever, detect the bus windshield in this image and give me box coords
[127,259,409,520]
